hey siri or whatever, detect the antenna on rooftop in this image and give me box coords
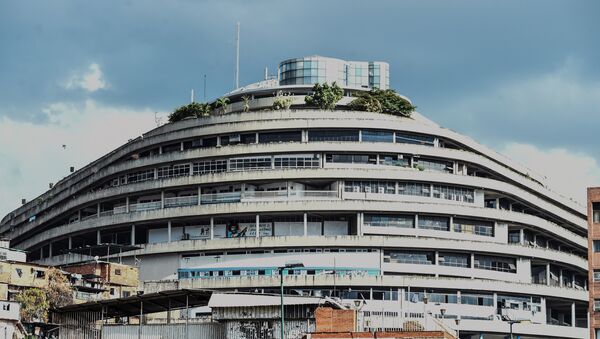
[203,75,207,102]
[234,22,240,89]
[264,67,268,80]
[191,88,195,103]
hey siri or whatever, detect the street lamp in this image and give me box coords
[278,262,304,339]
[454,316,461,339]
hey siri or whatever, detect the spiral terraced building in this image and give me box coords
[0,56,590,338]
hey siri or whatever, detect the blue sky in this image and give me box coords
[1,0,599,215]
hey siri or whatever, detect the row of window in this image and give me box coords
[178,267,379,279]
[383,250,517,273]
[344,180,475,204]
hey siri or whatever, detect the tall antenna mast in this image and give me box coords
[235,22,240,89]
[203,74,207,102]
[190,88,194,103]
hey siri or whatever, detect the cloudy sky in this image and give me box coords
[1,0,599,216]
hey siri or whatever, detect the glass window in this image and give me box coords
[384,250,434,265]
[344,180,395,194]
[453,218,494,237]
[229,156,272,171]
[438,253,469,268]
[127,169,155,184]
[274,154,320,168]
[326,154,375,164]
[258,131,302,143]
[398,182,430,197]
[432,185,474,203]
[157,164,190,179]
[418,216,449,231]
[593,202,600,223]
[308,129,359,142]
[396,132,434,146]
[461,294,493,306]
[362,130,393,143]
[414,158,453,173]
[193,159,227,175]
[594,270,600,282]
[594,240,600,253]
[364,214,414,228]
[474,255,516,273]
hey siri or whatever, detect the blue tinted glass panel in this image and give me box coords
[362,130,393,143]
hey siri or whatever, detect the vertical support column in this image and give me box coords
[131,225,136,246]
[255,132,259,144]
[414,214,419,229]
[210,217,214,239]
[470,253,475,279]
[357,212,363,236]
[48,243,53,258]
[533,234,537,247]
[559,269,563,287]
[303,213,308,236]
[198,186,202,205]
[519,228,525,245]
[78,210,82,222]
[449,216,454,232]
[97,203,101,217]
[495,198,500,209]
[255,214,260,238]
[546,263,551,286]
[429,184,434,198]
[40,247,43,259]
[68,237,72,250]
[168,221,172,243]
[159,146,163,154]
[180,142,184,152]
[126,196,130,213]
[154,168,158,180]
[493,293,498,310]
[161,191,165,209]
[138,301,143,339]
[358,130,362,142]
[97,230,101,245]
[571,302,576,327]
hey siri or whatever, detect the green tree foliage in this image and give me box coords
[168,102,211,122]
[15,288,49,323]
[214,97,230,114]
[272,91,293,110]
[304,82,344,110]
[348,88,416,117]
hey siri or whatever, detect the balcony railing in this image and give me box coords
[164,196,199,208]
[129,201,162,212]
[200,192,242,204]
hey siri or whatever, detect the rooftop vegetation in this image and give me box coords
[304,82,344,110]
[348,88,416,117]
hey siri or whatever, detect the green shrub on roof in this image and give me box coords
[168,102,211,122]
[348,88,415,117]
[305,82,344,110]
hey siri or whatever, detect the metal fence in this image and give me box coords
[225,319,313,339]
[102,323,225,339]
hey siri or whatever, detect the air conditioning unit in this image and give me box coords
[364,187,372,193]
[353,186,360,193]
[378,187,385,194]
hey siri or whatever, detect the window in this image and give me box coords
[453,218,493,237]
[344,180,395,194]
[123,291,131,298]
[594,240,600,253]
[414,158,453,173]
[362,130,393,143]
[229,156,272,171]
[398,182,430,197]
[258,131,301,143]
[308,129,359,142]
[474,255,516,273]
[364,214,414,228]
[384,250,434,265]
[193,159,227,175]
[274,154,320,168]
[115,269,122,276]
[594,202,600,223]
[127,169,155,184]
[461,294,493,306]
[395,132,435,146]
[432,185,474,203]
[595,299,600,311]
[418,216,449,231]
[157,164,190,179]
[594,270,600,282]
[326,154,375,164]
[438,253,469,268]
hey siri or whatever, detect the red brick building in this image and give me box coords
[588,187,600,338]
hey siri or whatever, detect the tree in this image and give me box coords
[45,268,73,310]
[168,102,211,123]
[304,82,343,110]
[213,97,230,114]
[242,95,251,112]
[15,288,49,323]
[348,88,416,117]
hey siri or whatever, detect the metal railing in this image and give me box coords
[129,201,162,212]
[200,192,242,204]
[164,196,199,208]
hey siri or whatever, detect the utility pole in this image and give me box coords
[234,22,240,89]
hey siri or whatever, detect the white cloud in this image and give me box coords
[501,142,600,205]
[0,100,167,216]
[65,63,107,92]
